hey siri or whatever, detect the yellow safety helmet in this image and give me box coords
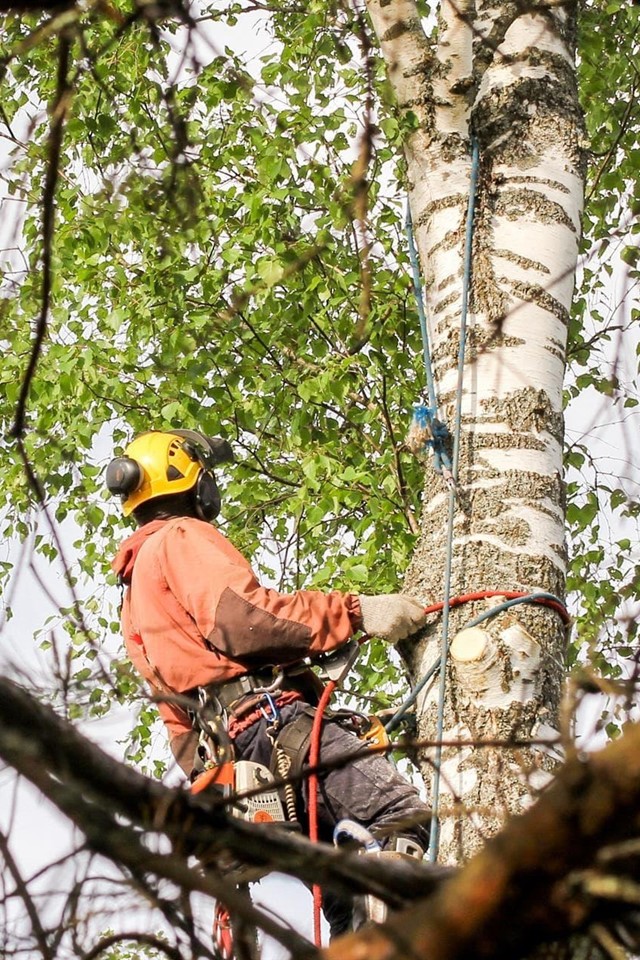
[106,429,233,520]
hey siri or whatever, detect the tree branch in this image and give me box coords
[325,723,640,960]
[11,31,72,439]
[0,828,54,960]
[0,678,447,905]
[3,675,640,959]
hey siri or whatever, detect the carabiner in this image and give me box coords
[259,691,280,726]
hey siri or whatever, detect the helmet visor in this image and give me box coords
[171,430,234,468]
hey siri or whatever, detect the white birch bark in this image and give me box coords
[367,0,585,862]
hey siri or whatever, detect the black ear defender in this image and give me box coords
[171,430,230,522]
[194,471,221,521]
[106,457,142,498]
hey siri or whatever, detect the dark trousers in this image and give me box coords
[234,701,431,937]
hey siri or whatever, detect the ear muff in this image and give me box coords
[106,457,142,498]
[178,435,222,520]
[194,470,221,521]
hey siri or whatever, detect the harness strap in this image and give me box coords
[198,666,323,718]
[265,705,372,775]
[268,709,316,780]
[203,671,281,713]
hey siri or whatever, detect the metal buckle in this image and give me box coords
[196,689,232,766]
[252,672,284,697]
[314,639,361,683]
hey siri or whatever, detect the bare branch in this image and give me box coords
[11,31,72,439]
[82,932,184,960]
[0,828,54,960]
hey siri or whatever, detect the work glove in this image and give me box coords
[358,594,427,643]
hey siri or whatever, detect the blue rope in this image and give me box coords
[464,592,567,629]
[427,138,480,863]
[406,203,456,484]
[385,656,441,735]
[405,201,437,412]
[384,592,567,735]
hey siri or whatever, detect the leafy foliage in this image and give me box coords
[0,0,638,737]
[564,0,640,718]
[0,2,639,958]
[1,1,427,730]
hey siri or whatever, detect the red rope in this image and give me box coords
[308,678,336,948]
[423,590,571,624]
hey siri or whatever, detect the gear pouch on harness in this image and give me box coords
[267,706,389,818]
[192,760,285,824]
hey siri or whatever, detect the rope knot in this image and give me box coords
[407,405,454,484]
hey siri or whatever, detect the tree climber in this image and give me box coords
[107,429,431,937]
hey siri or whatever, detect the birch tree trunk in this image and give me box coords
[366,0,585,862]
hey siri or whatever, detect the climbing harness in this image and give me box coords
[190,701,286,827]
[191,638,373,953]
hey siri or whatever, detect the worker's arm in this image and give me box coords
[209,573,362,664]
[162,519,361,664]
[162,519,426,663]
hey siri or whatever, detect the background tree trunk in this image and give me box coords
[367,0,585,861]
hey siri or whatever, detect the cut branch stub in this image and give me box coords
[451,622,541,708]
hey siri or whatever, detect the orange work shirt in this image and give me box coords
[112,517,362,746]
